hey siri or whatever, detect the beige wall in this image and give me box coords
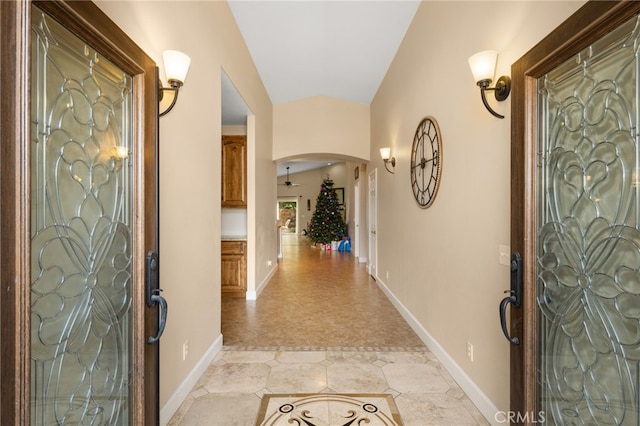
[95,0,275,418]
[371,0,585,415]
[273,96,370,162]
[222,125,247,135]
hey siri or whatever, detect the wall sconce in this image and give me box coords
[159,50,191,117]
[380,147,396,174]
[468,50,511,119]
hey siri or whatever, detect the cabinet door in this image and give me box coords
[221,242,246,297]
[221,135,247,207]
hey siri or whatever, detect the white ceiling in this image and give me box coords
[228,0,420,105]
[221,70,252,125]
[222,0,421,176]
[279,160,339,177]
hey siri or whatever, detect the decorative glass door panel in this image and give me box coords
[30,6,133,424]
[537,15,640,425]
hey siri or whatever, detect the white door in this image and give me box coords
[354,180,360,259]
[368,169,377,278]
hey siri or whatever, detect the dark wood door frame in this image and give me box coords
[510,1,640,422]
[1,1,31,422]
[0,1,159,424]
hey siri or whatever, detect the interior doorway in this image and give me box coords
[278,199,298,234]
[368,169,378,278]
[354,180,360,259]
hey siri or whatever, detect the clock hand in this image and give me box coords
[411,157,434,169]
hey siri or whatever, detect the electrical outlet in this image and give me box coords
[466,341,474,362]
[267,260,272,267]
[183,340,189,360]
[386,270,389,280]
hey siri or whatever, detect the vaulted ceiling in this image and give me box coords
[228,0,420,105]
[222,0,421,176]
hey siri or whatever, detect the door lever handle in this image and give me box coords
[499,252,522,345]
[146,251,168,344]
[500,296,519,345]
[147,289,167,344]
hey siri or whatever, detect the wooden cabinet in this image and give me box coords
[221,240,246,297]
[221,135,247,207]
[221,135,246,296]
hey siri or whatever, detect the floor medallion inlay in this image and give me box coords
[256,393,403,426]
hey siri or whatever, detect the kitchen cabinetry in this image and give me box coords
[221,240,246,298]
[221,135,247,207]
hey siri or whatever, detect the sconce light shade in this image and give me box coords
[468,50,498,83]
[468,50,511,119]
[380,147,391,161]
[159,50,191,117]
[380,147,396,174]
[163,50,191,84]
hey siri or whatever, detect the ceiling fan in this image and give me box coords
[279,166,300,187]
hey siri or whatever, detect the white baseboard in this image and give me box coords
[160,334,223,425]
[375,278,499,426]
[246,263,278,300]
[358,256,367,263]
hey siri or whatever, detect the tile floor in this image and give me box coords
[168,235,489,425]
[256,393,403,425]
[221,234,424,349]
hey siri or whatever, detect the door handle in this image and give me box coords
[146,251,168,344]
[499,252,522,345]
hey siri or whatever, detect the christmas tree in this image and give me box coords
[308,178,346,245]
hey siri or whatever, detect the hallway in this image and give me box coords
[222,234,425,349]
[168,236,489,425]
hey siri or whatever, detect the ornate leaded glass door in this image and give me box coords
[4,2,162,424]
[30,7,136,423]
[511,2,640,424]
[536,14,640,423]
[536,14,640,424]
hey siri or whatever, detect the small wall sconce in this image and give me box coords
[159,50,191,117]
[380,147,396,174]
[468,50,511,119]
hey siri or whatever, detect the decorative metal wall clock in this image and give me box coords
[410,116,442,208]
